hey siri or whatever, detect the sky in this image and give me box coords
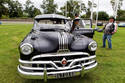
[18,0,125,16]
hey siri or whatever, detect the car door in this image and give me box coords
[73,19,94,38]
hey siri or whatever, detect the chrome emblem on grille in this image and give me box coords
[61,58,67,66]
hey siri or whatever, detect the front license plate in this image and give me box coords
[55,72,75,78]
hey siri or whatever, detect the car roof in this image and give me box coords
[35,14,69,20]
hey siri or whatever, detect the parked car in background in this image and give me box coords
[18,14,97,81]
[97,22,103,26]
[118,22,125,27]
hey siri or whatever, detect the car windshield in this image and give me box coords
[35,19,71,32]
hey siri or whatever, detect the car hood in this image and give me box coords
[21,31,93,54]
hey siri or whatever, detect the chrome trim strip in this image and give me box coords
[19,59,58,69]
[62,32,64,50]
[20,65,55,70]
[66,33,68,49]
[62,32,65,49]
[31,52,89,60]
[20,55,96,69]
[83,60,96,66]
[84,62,97,70]
[20,64,81,71]
[53,59,72,63]
[18,66,44,76]
[18,66,82,75]
[69,55,96,67]
[63,32,68,50]
[57,32,69,52]
[18,62,97,76]
[19,60,96,71]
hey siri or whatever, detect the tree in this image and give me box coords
[60,0,86,18]
[0,0,9,18]
[117,10,125,21]
[96,11,109,20]
[41,0,58,14]
[24,0,41,17]
[33,8,41,17]
[110,0,123,10]
[8,0,23,17]
[85,0,97,18]
[110,0,123,18]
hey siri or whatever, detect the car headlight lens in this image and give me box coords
[88,41,97,51]
[20,43,33,55]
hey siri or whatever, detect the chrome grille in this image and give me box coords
[19,52,97,77]
[31,52,89,68]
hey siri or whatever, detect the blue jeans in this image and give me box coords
[103,34,112,48]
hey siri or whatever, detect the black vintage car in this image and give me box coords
[18,14,97,81]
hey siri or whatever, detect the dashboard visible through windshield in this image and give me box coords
[37,19,66,24]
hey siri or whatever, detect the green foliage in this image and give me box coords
[41,0,58,14]
[94,11,109,20]
[85,1,93,18]
[24,0,41,18]
[0,0,24,18]
[33,8,41,17]
[117,10,125,21]
[60,0,85,18]
[110,0,123,10]
[81,0,97,19]
[81,14,86,18]
[56,12,63,15]
[0,0,41,18]
[1,15,9,19]
[7,0,23,18]
[0,0,9,18]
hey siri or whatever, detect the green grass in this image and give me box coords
[0,23,125,83]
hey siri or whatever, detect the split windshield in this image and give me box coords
[35,18,70,31]
[35,18,92,29]
[37,19,66,25]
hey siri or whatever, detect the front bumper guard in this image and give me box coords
[18,53,97,80]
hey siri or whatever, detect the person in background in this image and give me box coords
[74,13,79,19]
[70,13,85,33]
[98,17,117,49]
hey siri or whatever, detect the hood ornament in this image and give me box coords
[61,58,67,66]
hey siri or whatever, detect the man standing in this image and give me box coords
[100,17,117,49]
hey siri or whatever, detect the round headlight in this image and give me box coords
[20,43,33,55]
[88,41,97,51]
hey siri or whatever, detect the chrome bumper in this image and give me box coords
[18,52,97,80]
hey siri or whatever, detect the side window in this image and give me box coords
[83,19,92,28]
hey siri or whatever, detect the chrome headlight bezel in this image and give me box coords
[20,43,33,55]
[88,41,97,51]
